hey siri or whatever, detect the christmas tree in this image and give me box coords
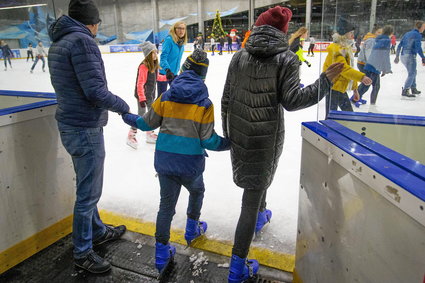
[211,10,226,40]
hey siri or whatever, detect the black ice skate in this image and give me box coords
[401,88,415,99]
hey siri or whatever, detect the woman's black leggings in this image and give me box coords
[232,189,267,258]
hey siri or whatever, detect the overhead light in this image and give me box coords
[0,4,47,10]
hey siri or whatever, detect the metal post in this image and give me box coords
[306,0,312,37]
[197,0,203,36]
[151,0,159,43]
[51,0,57,19]
[248,0,255,28]
[369,0,377,32]
[113,0,124,43]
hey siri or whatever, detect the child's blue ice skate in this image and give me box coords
[255,209,272,234]
[184,218,208,246]
[155,242,176,277]
[228,254,259,283]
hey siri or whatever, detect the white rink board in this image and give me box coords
[295,123,425,283]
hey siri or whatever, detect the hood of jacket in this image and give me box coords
[168,71,209,103]
[245,25,288,58]
[363,32,376,41]
[49,15,94,42]
[373,34,391,49]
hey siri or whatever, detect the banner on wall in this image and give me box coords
[109,45,141,53]
[312,42,331,52]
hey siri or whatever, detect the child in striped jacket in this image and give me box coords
[122,49,229,274]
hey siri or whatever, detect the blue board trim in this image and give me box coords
[0,90,56,99]
[302,121,425,201]
[0,100,57,116]
[322,119,425,179]
[328,110,425,126]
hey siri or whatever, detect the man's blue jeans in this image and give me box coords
[155,174,205,244]
[401,54,417,89]
[58,123,106,259]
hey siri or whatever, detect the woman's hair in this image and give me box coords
[382,25,394,36]
[143,51,159,73]
[288,26,308,46]
[170,21,188,45]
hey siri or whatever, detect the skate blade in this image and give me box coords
[401,96,416,100]
[184,235,205,249]
[157,257,175,282]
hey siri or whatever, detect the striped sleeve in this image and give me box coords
[200,105,230,151]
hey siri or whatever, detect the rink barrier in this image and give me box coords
[99,210,295,272]
[0,90,76,274]
[294,118,425,282]
[0,215,72,274]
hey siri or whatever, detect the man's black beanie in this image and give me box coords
[69,0,100,25]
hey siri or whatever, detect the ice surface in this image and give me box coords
[1,49,423,256]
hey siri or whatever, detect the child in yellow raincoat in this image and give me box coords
[323,17,372,118]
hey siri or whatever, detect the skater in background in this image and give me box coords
[390,34,397,54]
[222,6,344,282]
[289,27,311,67]
[210,35,216,56]
[30,42,48,73]
[158,21,187,96]
[122,49,230,275]
[354,34,362,57]
[48,0,129,273]
[0,40,13,71]
[227,34,233,53]
[357,26,382,73]
[394,20,425,98]
[127,41,159,149]
[218,36,225,55]
[324,17,372,118]
[27,43,34,62]
[307,34,315,57]
[241,25,254,49]
[353,26,382,105]
[356,25,394,108]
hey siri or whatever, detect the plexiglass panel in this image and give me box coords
[320,0,425,118]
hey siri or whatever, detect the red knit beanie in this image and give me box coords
[255,6,292,33]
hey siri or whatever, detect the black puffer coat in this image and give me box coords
[221,25,331,191]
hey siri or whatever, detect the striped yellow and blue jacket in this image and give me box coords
[134,70,230,177]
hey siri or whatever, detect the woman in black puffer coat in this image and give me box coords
[221,6,343,282]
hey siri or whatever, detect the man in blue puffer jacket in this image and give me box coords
[48,0,129,274]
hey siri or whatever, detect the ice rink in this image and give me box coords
[1,48,424,256]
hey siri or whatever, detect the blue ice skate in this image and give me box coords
[184,218,208,246]
[155,242,176,275]
[255,209,272,234]
[228,254,259,283]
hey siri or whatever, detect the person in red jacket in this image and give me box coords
[127,41,161,148]
[390,34,397,54]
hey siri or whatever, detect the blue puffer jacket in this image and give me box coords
[159,35,185,76]
[48,15,129,128]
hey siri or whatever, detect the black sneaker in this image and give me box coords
[75,250,111,273]
[93,225,126,246]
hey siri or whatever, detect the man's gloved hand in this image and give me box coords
[139,100,147,108]
[305,60,311,67]
[394,56,399,64]
[122,113,139,128]
[165,69,175,81]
